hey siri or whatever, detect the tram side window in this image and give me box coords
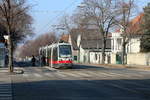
[47,48,50,57]
[53,47,58,61]
[48,48,51,60]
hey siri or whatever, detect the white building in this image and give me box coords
[61,29,111,64]
[111,13,150,66]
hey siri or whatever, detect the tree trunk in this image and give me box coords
[122,36,126,65]
[8,35,13,72]
[101,37,106,64]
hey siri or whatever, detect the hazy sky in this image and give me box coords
[28,0,82,37]
[28,0,149,37]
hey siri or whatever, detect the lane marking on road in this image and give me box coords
[22,74,29,77]
[44,72,57,78]
[33,73,43,78]
[106,72,124,76]
[56,73,68,77]
[0,78,12,100]
[60,72,80,78]
[45,67,58,72]
[85,71,102,77]
[74,72,91,77]
[98,72,116,77]
[44,73,52,76]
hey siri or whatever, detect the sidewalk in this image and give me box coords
[76,63,150,70]
[0,68,12,100]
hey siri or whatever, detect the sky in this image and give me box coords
[28,0,82,37]
[28,0,149,37]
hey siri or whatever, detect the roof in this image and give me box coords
[70,28,111,50]
[81,39,111,49]
[114,13,144,35]
[70,29,101,50]
[126,13,144,35]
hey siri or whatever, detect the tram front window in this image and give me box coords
[59,45,71,57]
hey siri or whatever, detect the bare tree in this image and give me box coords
[115,0,137,64]
[78,0,117,64]
[73,9,94,63]
[0,0,33,72]
[18,32,58,58]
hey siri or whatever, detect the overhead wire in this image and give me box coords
[36,0,80,35]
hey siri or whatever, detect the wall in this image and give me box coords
[90,52,111,64]
[111,53,116,64]
[79,47,86,63]
[90,52,101,64]
[127,53,150,66]
[127,38,141,53]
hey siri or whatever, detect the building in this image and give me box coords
[60,28,111,64]
[111,13,150,65]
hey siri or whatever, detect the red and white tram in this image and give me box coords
[39,43,73,68]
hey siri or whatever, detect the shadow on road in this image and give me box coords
[14,61,106,70]
[72,64,106,70]
[14,61,40,67]
[11,78,150,100]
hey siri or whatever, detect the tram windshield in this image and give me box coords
[59,45,72,57]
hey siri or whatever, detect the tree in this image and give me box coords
[0,0,33,72]
[18,32,58,58]
[78,0,117,64]
[58,14,73,33]
[140,3,150,52]
[114,0,136,64]
[0,24,7,36]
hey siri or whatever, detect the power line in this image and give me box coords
[37,0,79,35]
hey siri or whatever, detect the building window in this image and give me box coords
[112,39,114,50]
[74,56,77,61]
[117,38,122,50]
[95,54,98,60]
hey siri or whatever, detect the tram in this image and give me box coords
[39,43,73,68]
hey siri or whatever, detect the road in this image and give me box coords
[11,64,150,100]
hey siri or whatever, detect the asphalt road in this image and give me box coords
[11,64,150,100]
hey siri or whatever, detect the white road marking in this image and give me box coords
[98,72,115,77]
[60,72,80,77]
[56,73,68,77]
[0,78,12,100]
[44,73,52,76]
[33,73,42,78]
[22,74,29,77]
[75,72,91,77]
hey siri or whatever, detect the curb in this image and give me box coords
[14,70,24,74]
[76,63,150,71]
[13,67,24,74]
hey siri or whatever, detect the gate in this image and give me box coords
[116,53,122,64]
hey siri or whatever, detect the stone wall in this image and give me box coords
[127,53,150,66]
[111,53,116,64]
